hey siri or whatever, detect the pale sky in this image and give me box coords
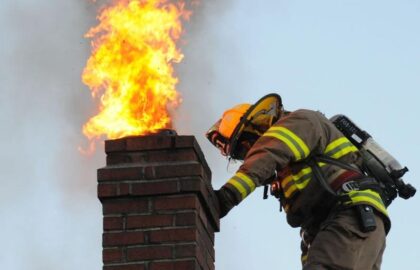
[1,0,419,269]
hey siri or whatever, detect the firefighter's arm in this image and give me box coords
[216,110,321,218]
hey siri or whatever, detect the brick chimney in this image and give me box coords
[98,133,220,270]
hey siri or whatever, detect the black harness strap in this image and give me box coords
[305,157,337,196]
[314,155,361,173]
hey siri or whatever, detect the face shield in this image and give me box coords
[206,119,230,156]
[206,93,283,160]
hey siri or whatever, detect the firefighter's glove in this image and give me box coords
[215,187,238,218]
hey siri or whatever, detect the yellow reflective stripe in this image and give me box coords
[346,190,388,216]
[227,172,256,200]
[281,162,328,198]
[330,145,358,159]
[237,172,256,192]
[264,126,310,160]
[281,175,293,190]
[263,132,301,160]
[227,179,247,199]
[301,254,308,264]
[293,167,312,180]
[291,163,325,190]
[325,137,348,153]
[292,167,312,190]
[283,175,298,198]
[325,137,358,159]
[284,184,298,198]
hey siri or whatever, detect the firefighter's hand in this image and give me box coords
[215,187,237,218]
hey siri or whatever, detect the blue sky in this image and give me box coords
[1,0,419,269]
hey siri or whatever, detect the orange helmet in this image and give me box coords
[206,93,282,159]
[219,104,251,139]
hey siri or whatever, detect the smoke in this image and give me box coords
[0,0,241,269]
[0,0,97,159]
[176,0,239,131]
[0,0,102,269]
[174,0,246,185]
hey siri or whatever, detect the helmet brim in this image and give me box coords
[228,93,282,159]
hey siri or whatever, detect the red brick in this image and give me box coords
[150,260,199,270]
[105,135,176,153]
[98,183,132,199]
[140,149,197,163]
[104,216,124,231]
[105,136,198,154]
[149,228,197,243]
[175,212,197,226]
[183,184,220,233]
[107,149,198,166]
[179,179,202,193]
[174,136,195,148]
[119,183,130,196]
[98,167,146,182]
[199,217,215,244]
[126,215,173,229]
[99,163,207,182]
[178,179,221,231]
[126,136,174,151]
[175,244,198,258]
[103,199,149,215]
[182,137,212,179]
[206,250,215,270]
[127,246,172,261]
[104,264,146,270]
[99,135,218,270]
[105,138,127,153]
[195,216,215,258]
[98,184,118,198]
[107,154,132,165]
[131,181,178,196]
[197,226,215,260]
[154,195,198,211]
[103,248,123,263]
[154,163,205,179]
[103,231,145,246]
[175,244,207,270]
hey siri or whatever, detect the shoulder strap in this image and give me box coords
[305,157,337,196]
[305,154,362,196]
[314,155,361,173]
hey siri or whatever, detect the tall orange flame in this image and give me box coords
[82,0,190,144]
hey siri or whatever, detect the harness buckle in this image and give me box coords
[342,181,360,192]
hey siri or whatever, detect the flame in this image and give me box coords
[82,0,190,144]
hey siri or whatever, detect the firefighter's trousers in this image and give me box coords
[303,207,386,270]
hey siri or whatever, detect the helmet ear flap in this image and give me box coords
[231,131,260,160]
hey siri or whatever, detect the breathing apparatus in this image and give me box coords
[206,93,415,207]
[330,115,416,205]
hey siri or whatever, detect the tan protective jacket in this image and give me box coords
[223,109,388,228]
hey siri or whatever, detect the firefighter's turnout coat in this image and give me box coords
[223,109,389,229]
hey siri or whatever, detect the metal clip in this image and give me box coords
[342,181,360,192]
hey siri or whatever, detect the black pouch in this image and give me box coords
[356,205,377,232]
[286,211,304,228]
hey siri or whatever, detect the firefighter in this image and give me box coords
[206,93,390,270]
